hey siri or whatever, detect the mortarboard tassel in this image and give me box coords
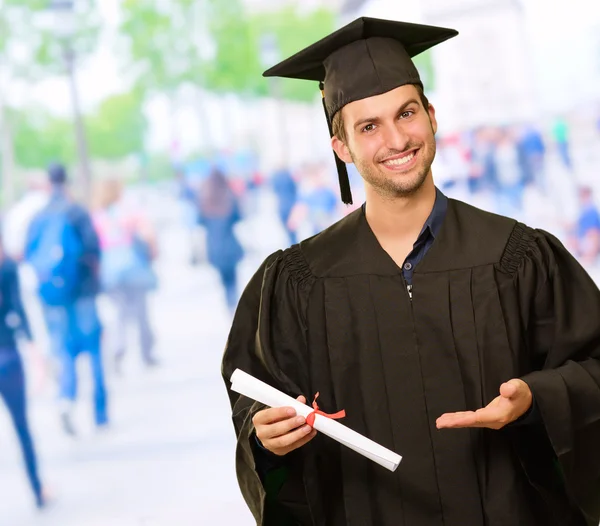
[320,82,353,205]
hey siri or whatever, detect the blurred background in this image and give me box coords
[1,0,600,524]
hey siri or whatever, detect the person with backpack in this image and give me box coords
[0,231,48,509]
[92,178,158,373]
[25,163,107,436]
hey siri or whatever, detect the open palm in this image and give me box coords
[436,379,532,430]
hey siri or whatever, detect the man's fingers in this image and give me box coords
[258,415,306,441]
[253,394,308,427]
[437,407,509,429]
[440,380,532,431]
[436,411,479,429]
[253,406,296,426]
[264,424,314,452]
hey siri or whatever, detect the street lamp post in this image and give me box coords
[47,0,92,203]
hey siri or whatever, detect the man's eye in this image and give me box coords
[362,124,375,133]
[399,111,414,119]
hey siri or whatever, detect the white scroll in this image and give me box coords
[230,369,402,472]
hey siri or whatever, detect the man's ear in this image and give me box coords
[428,103,438,135]
[331,135,353,164]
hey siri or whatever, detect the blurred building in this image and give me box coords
[419,0,537,132]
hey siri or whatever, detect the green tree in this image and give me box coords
[116,1,336,157]
[12,109,76,169]
[119,0,337,101]
[201,0,262,95]
[0,0,102,201]
[249,6,336,102]
[118,0,204,150]
[201,3,336,101]
[119,0,193,95]
[87,91,147,160]
[413,51,436,93]
[1,0,101,80]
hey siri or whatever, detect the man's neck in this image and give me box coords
[50,185,67,199]
[364,174,437,243]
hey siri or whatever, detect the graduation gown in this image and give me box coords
[222,198,600,526]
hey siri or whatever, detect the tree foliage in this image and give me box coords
[118,0,336,102]
[1,0,101,80]
[12,109,76,168]
[249,6,336,102]
[87,91,146,159]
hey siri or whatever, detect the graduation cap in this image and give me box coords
[263,17,458,204]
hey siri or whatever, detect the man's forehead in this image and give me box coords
[344,85,421,119]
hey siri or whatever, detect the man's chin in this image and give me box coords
[375,170,427,197]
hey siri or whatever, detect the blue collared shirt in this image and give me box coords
[401,187,448,285]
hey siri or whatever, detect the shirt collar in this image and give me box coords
[360,186,448,242]
[417,187,448,242]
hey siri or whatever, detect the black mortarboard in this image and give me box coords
[263,17,458,204]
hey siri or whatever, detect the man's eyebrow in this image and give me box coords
[353,99,419,130]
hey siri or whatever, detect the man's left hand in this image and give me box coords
[436,379,532,430]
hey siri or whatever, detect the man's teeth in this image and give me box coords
[383,152,415,166]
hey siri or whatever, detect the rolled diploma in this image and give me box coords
[230,368,402,472]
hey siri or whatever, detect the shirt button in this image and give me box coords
[403,262,413,271]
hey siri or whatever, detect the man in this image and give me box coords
[26,163,107,435]
[222,17,600,526]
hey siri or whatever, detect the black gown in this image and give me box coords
[222,198,600,526]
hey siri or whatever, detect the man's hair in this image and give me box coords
[47,162,68,185]
[332,83,430,144]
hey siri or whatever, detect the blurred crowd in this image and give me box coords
[433,115,600,267]
[1,163,161,509]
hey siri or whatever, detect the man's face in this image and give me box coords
[332,84,437,199]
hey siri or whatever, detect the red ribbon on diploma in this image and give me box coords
[306,392,346,428]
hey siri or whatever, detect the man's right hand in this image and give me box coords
[253,395,317,456]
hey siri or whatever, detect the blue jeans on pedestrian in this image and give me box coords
[43,296,108,426]
[218,266,239,313]
[0,349,43,505]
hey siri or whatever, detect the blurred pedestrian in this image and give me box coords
[175,170,205,266]
[92,179,158,373]
[289,163,339,239]
[569,186,600,266]
[467,127,498,196]
[199,168,244,314]
[516,123,546,190]
[552,116,572,171]
[494,127,524,217]
[25,163,107,436]
[271,166,299,246]
[0,233,47,508]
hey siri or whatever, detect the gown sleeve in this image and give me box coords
[221,246,315,525]
[509,225,600,524]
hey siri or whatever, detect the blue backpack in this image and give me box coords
[28,207,83,306]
